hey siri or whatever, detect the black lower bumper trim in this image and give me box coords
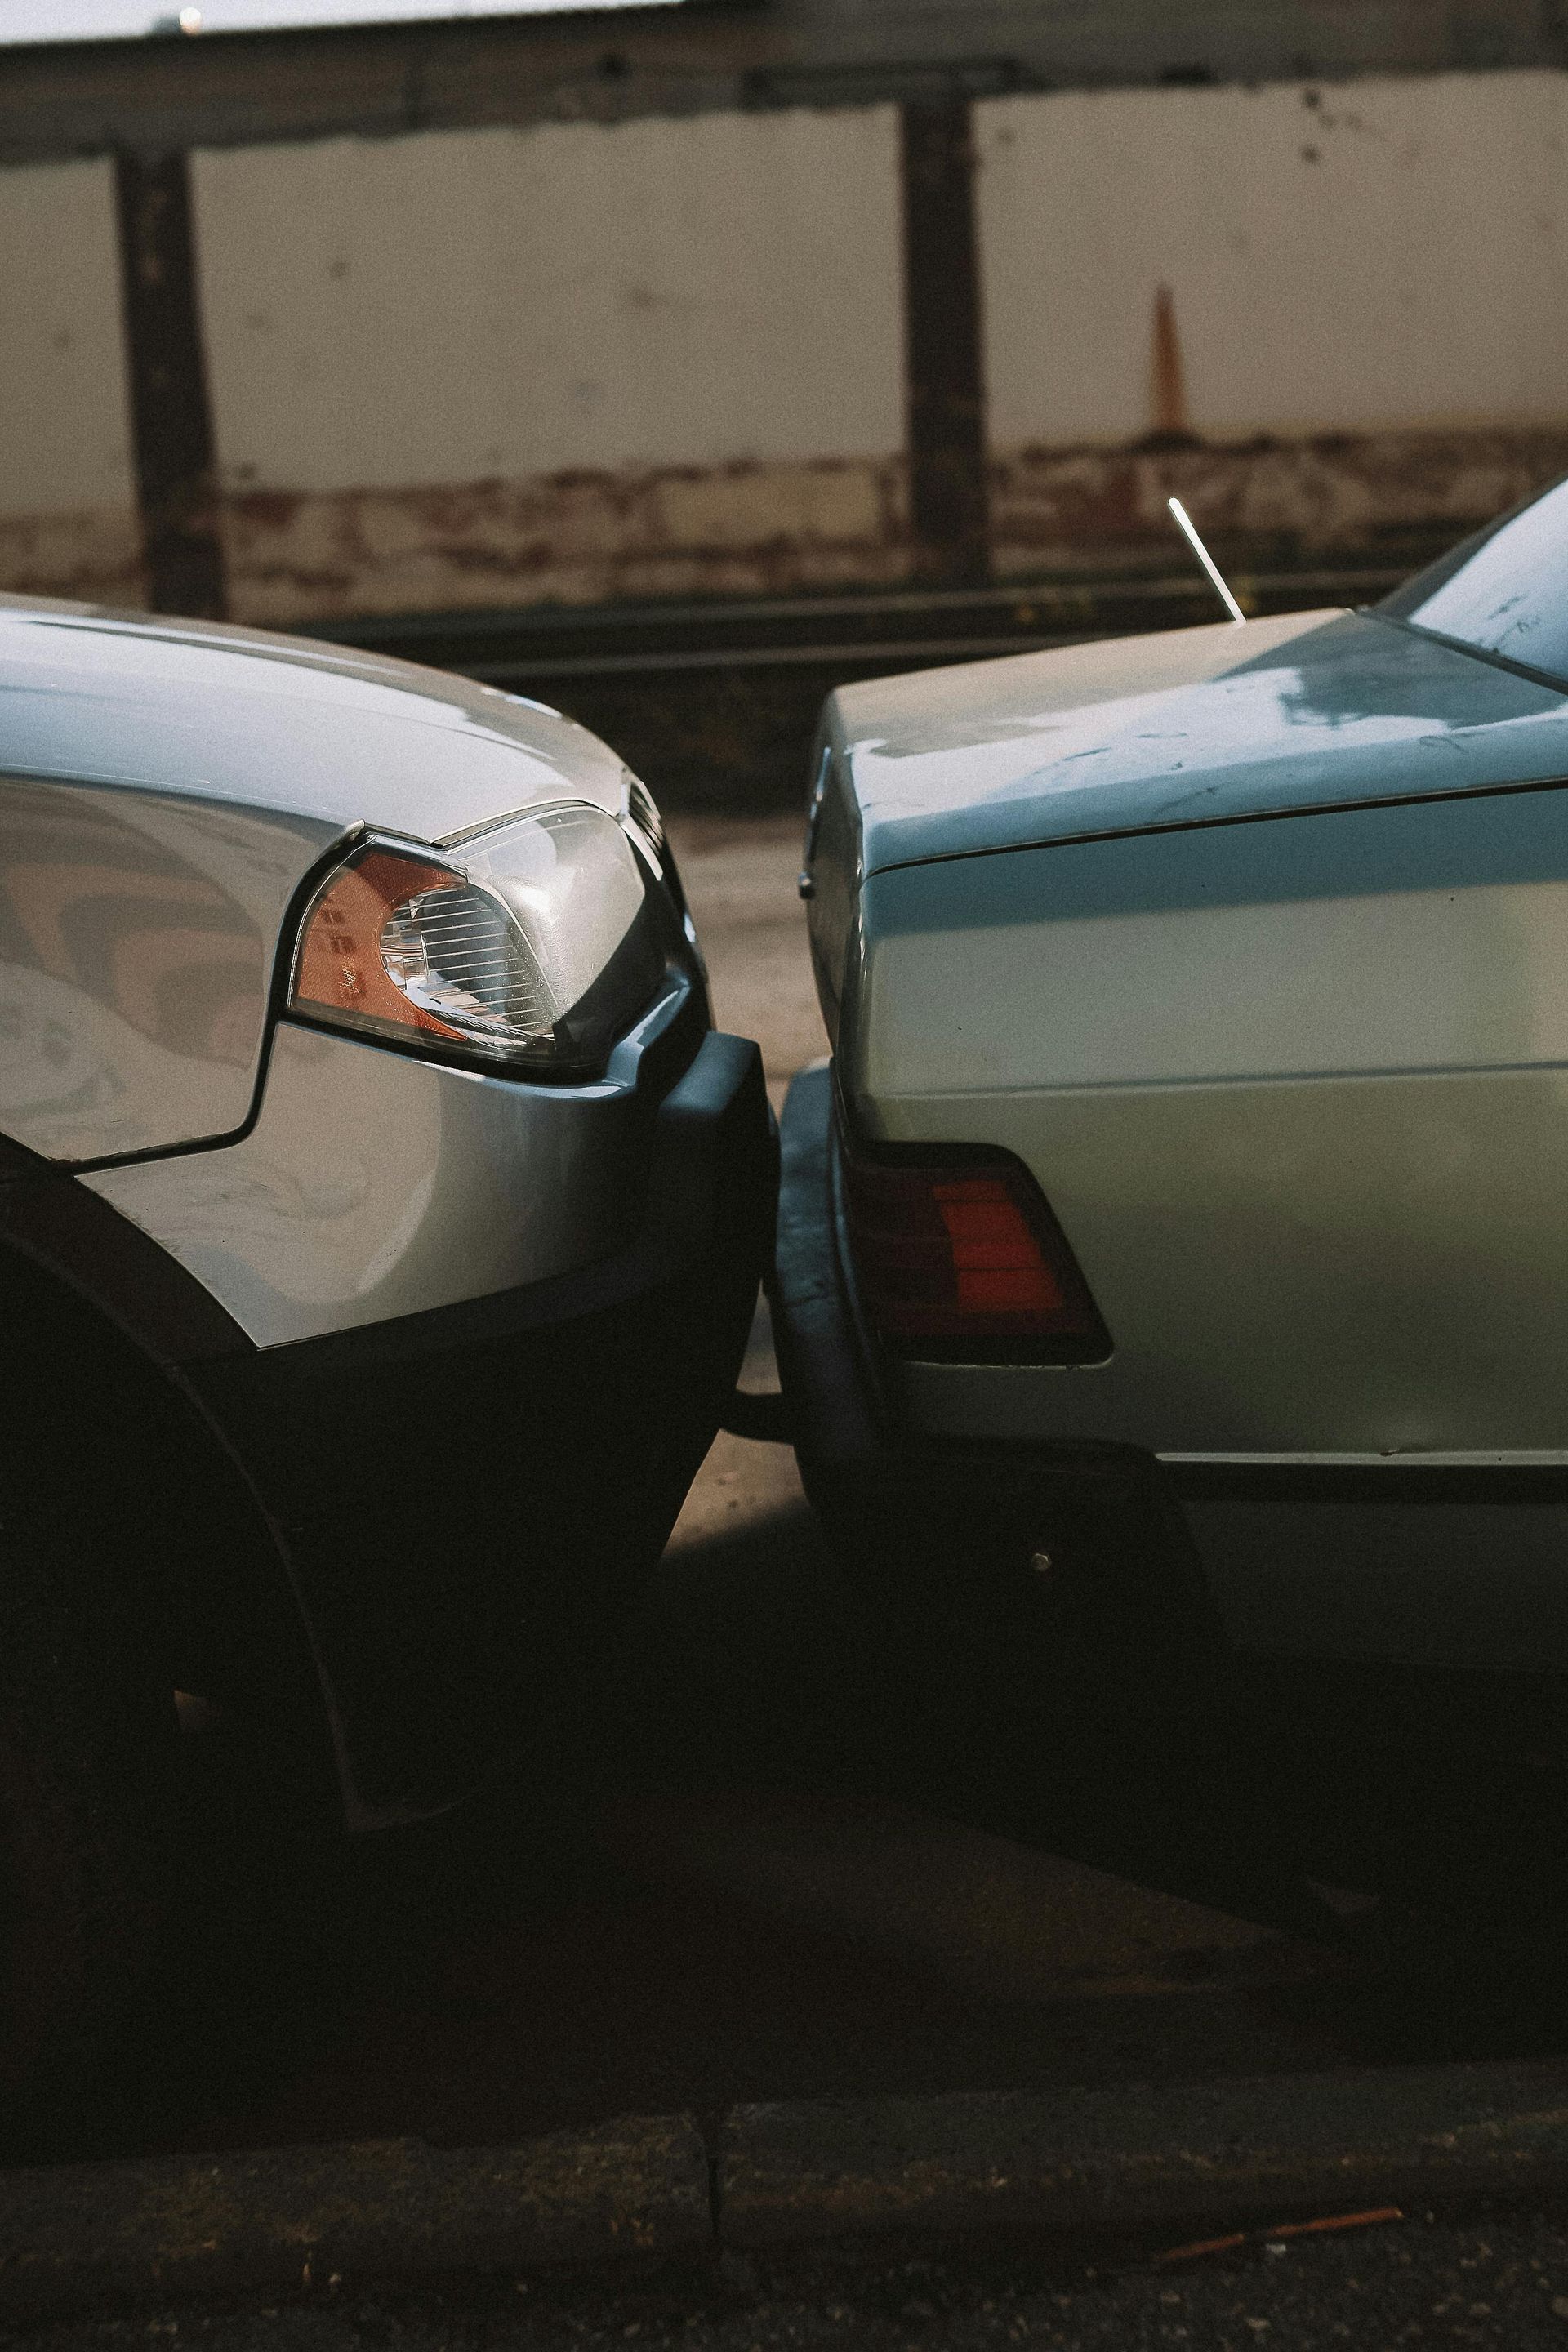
[189,1031,778,1824]
[771,1062,1218,1661]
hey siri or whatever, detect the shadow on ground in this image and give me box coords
[44,1353,1568,2174]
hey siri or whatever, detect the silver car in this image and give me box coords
[0,596,773,2114]
[777,477,1568,1687]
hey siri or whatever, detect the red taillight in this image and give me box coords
[841,1144,1111,1359]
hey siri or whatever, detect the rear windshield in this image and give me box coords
[1379,474,1568,688]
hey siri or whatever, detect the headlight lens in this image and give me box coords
[290,802,671,1074]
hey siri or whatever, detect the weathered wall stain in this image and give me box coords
[0,507,145,607]
[219,457,913,623]
[5,430,1564,622]
[990,428,1568,573]
[214,428,1568,622]
[1148,286,1191,442]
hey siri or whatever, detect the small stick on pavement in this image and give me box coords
[1152,2233,1248,2267]
[1268,2207,1405,2241]
[1153,2208,1403,2268]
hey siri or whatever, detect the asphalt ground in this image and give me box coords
[11,2207,1568,2348]
[9,812,1568,2334]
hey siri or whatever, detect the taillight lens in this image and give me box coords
[842,1142,1111,1361]
[289,803,670,1074]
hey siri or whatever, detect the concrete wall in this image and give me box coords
[5,61,1568,617]
[193,106,907,616]
[979,74,1568,444]
[979,69,1568,574]
[0,158,140,605]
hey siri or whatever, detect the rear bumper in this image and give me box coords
[773,1062,1214,1656]
[187,1028,777,1824]
[775,1063,1568,1675]
[1184,1483,1568,1673]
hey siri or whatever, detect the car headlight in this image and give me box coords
[289,800,675,1076]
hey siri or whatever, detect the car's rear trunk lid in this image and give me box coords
[827,606,1568,878]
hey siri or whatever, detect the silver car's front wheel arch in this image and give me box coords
[0,1204,332,1791]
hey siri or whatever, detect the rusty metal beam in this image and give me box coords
[1,2,1562,165]
[900,96,987,587]
[114,149,227,618]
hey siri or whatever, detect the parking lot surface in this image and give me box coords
[10,2210,1568,2350]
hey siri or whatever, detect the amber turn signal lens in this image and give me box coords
[289,808,668,1074]
[841,1143,1111,1359]
[292,848,474,1045]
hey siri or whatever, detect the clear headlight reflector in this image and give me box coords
[290,804,670,1073]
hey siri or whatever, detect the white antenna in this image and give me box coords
[1167,497,1246,626]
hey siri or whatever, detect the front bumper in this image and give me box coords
[83,969,719,1350]
[184,1027,777,1824]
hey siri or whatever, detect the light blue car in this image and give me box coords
[777,477,1568,1684]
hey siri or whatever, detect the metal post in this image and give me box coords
[899,95,990,588]
[114,149,227,619]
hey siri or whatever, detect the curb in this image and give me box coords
[2,2063,1568,2318]
[719,2063,1568,2247]
[0,2118,710,2319]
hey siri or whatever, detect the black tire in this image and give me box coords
[0,1473,176,2145]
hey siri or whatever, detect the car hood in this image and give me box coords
[0,596,627,840]
[0,599,645,1165]
[829,606,1568,875]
